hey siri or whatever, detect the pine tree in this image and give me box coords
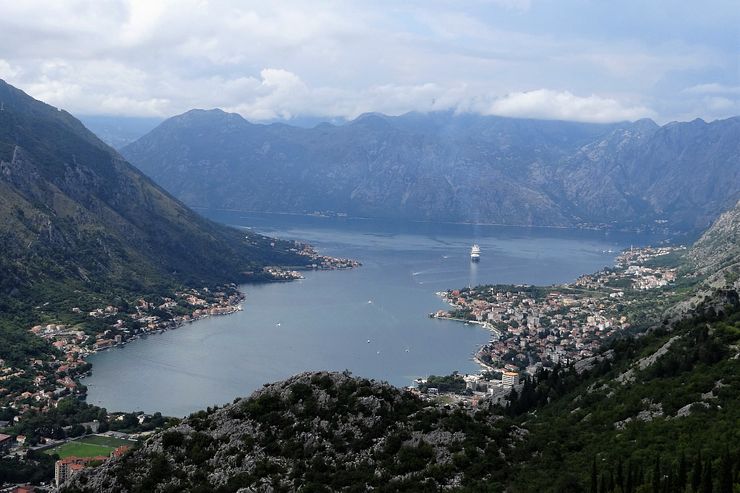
[652,456,661,493]
[692,452,703,493]
[701,461,713,493]
[608,471,615,493]
[678,452,687,493]
[616,459,624,493]
[719,449,732,493]
[625,461,634,493]
[662,470,673,493]
[600,473,607,493]
[592,458,598,493]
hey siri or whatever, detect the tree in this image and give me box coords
[692,452,703,493]
[652,456,661,493]
[591,458,598,493]
[678,452,687,493]
[701,461,713,493]
[719,449,732,493]
[625,461,634,493]
[68,423,85,437]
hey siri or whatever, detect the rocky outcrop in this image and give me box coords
[63,372,510,492]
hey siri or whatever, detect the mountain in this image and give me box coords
[78,115,163,149]
[553,118,740,231]
[0,80,311,310]
[121,110,740,233]
[121,110,624,227]
[688,199,740,284]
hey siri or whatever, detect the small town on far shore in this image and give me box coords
[415,245,686,408]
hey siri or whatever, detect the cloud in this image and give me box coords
[683,83,740,95]
[0,1,734,123]
[485,90,653,123]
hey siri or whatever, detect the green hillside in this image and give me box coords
[0,80,313,364]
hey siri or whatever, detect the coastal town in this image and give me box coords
[421,245,686,406]
[0,246,359,490]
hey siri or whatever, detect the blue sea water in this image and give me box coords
[85,212,666,416]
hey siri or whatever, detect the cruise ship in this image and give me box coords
[470,244,481,262]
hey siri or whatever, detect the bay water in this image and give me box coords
[85,212,665,416]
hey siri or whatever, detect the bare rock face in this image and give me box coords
[688,199,740,284]
[63,372,510,492]
[668,200,740,320]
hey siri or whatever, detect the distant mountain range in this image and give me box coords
[120,110,740,234]
[0,80,311,308]
[78,115,163,149]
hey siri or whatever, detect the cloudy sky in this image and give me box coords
[0,0,737,123]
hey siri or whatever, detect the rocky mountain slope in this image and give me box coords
[63,371,514,492]
[121,110,740,233]
[688,199,740,284]
[0,80,311,309]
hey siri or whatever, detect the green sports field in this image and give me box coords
[44,435,135,459]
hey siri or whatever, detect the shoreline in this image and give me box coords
[431,301,503,375]
[191,206,687,235]
[80,292,246,360]
[20,249,361,418]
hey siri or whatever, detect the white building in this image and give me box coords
[502,371,519,387]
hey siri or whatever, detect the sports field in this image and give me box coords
[44,435,135,459]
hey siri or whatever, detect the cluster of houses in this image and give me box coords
[429,245,684,402]
[575,246,683,291]
[436,288,628,372]
[0,347,86,423]
[0,287,244,437]
[291,243,361,270]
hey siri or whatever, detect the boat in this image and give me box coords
[470,244,481,262]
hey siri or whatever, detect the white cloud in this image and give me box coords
[486,90,653,123]
[0,1,734,123]
[683,83,740,95]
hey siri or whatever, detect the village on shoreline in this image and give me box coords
[413,245,687,407]
[0,244,358,478]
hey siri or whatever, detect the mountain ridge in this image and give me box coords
[121,109,740,234]
[0,79,312,309]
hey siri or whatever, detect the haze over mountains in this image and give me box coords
[121,110,740,235]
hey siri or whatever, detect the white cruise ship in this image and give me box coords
[470,244,481,262]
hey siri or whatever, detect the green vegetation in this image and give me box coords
[503,301,740,492]
[0,79,315,374]
[42,433,136,460]
[418,372,468,394]
[45,441,116,459]
[60,298,740,492]
[0,451,56,486]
